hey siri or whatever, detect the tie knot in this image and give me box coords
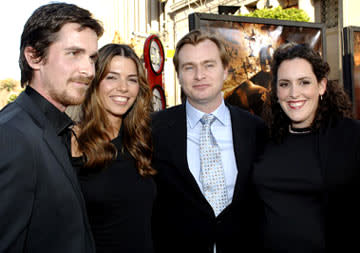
[200,114,216,126]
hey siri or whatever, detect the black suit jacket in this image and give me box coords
[318,118,360,252]
[151,103,266,253]
[0,92,95,252]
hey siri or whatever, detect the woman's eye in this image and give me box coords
[129,79,138,84]
[106,75,116,80]
[278,82,288,87]
[301,80,311,85]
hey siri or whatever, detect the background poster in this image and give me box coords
[189,13,325,116]
[343,26,360,119]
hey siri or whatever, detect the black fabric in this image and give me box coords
[253,118,360,252]
[25,86,73,135]
[25,86,73,154]
[254,132,325,252]
[72,132,156,253]
[0,90,95,252]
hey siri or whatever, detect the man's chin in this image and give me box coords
[64,93,86,106]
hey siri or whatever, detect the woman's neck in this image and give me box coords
[108,119,122,140]
[289,125,312,134]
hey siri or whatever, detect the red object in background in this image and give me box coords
[144,34,166,111]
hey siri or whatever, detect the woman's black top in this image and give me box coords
[72,134,156,253]
[253,131,325,252]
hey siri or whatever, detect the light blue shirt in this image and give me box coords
[186,100,238,204]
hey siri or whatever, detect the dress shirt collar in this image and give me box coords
[25,86,73,135]
[186,99,228,129]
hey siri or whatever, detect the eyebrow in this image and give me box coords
[203,59,216,64]
[180,59,216,67]
[65,46,84,52]
[107,71,120,76]
[278,76,312,82]
[65,47,98,58]
[107,71,138,78]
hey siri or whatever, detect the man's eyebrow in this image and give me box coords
[180,62,195,67]
[64,46,84,52]
[203,59,216,64]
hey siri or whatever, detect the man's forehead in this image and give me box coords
[54,23,98,49]
[178,41,220,62]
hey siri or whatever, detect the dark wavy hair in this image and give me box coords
[263,43,353,142]
[20,2,104,87]
[76,44,155,176]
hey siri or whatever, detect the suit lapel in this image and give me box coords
[229,106,252,203]
[15,92,84,205]
[165,105,213,212]
[42,127,83,195]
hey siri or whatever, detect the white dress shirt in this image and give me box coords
[186,100,238,206]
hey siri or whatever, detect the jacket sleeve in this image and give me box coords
[0,125,36,251]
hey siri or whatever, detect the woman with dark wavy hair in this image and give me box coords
[253,43,360,252]
[70,43,156,253]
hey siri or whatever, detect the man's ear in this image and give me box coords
[177,72,182,87]
[24,46,42,70]
[223,66,229,81]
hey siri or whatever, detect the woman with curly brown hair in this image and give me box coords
[253,43,360,252]
[70,43,156,253]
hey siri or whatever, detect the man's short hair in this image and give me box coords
[173,29,229,73]
[19,2,104,87]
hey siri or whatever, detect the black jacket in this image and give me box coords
[151,103,266,253]
[0,92,95,252]
[319,118,360,252]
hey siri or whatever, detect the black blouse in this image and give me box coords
[72,134,156,253]
[253,132,325,252]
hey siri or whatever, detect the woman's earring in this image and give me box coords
[320,95,323,101]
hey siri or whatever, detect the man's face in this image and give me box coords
[37,22,98,111]
[177,39,228,113]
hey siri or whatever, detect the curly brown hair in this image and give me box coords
[76,43,155,176]
[263,43,353,142]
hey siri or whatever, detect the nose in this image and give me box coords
[289,84,299,98]
[117,79,128,92]
[79,57,95,79]
[194,66,205,80]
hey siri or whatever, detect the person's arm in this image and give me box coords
[0,125,36,251]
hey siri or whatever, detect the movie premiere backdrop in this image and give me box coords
[189,13,326,117]
[343,26,360,119]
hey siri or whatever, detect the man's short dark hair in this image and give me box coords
[19,2,104,87]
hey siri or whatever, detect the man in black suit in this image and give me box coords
[0,3,103,252]
[152,29,266,253]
